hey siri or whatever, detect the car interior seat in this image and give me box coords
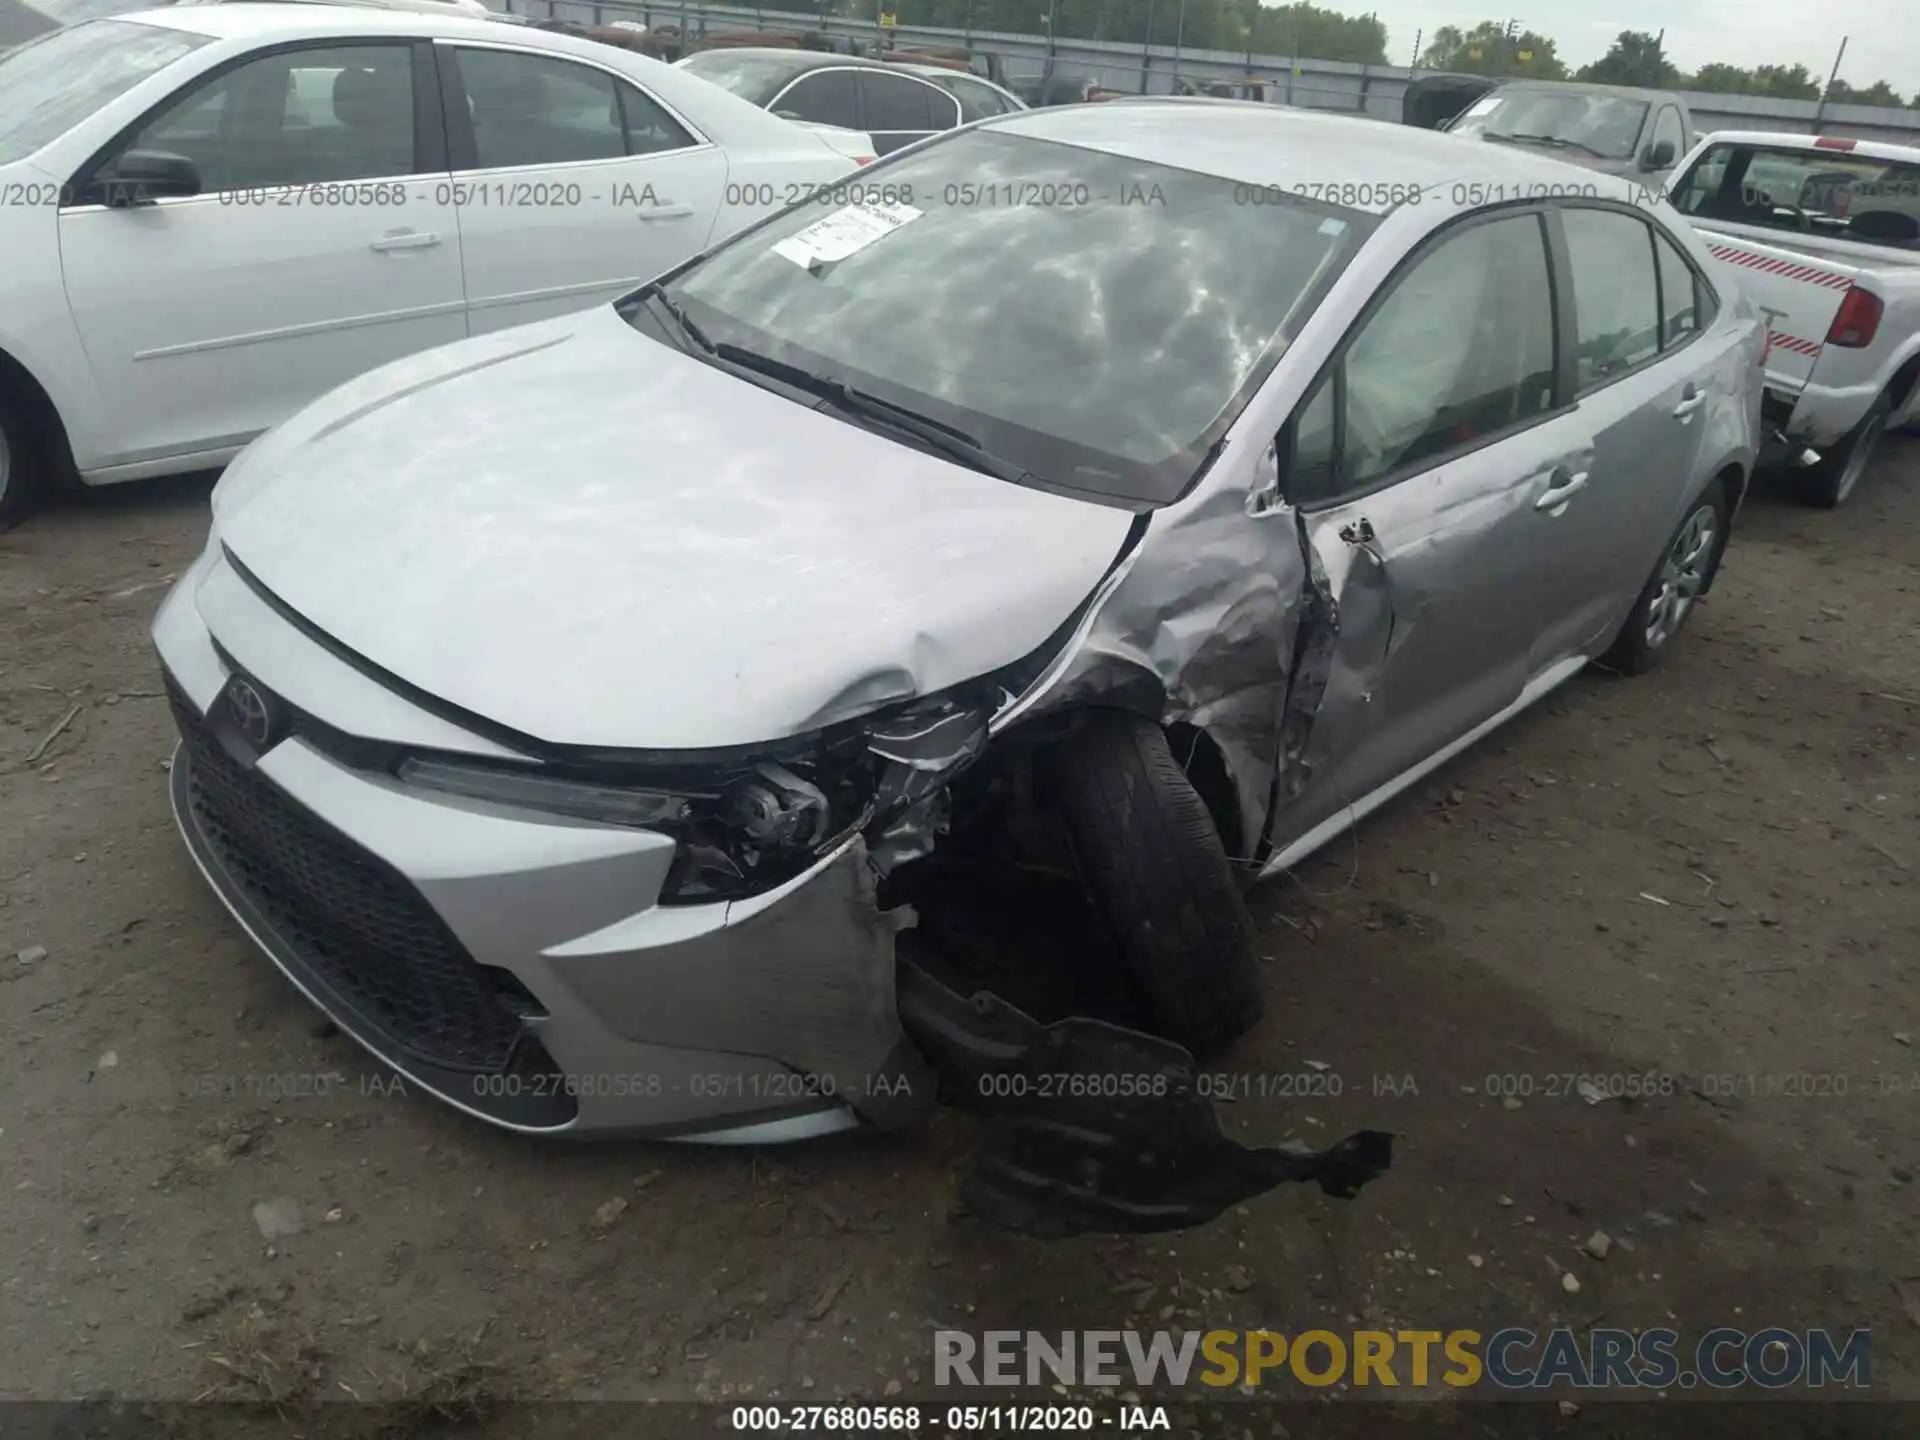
[329,62,415,180]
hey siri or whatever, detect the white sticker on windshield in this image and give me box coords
[773,201,924,270]
[1465,95,1502,117]
[1318,217,1347,236]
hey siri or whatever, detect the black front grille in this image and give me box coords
[170,686,530,1074]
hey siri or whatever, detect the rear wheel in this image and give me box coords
[1050,710,1263,1059]
[1798,391,1890,509]
[0,396,41,534]
[1600,485,1728,675]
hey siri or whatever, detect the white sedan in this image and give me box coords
[0,4,872,528]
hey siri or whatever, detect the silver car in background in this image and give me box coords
[152,101,1763,1236]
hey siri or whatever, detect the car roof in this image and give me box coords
[992,98,1649,213]
[114,2,524,40]
[679,46,897,75]
[1484,80,1674,104]
[1696,130,1920,164]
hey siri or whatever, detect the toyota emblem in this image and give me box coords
[224,676,275,749]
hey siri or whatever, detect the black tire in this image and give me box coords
[0,395,41,534]
[1600,483,1730,675]
[1797,390,1890,509]
[1050,710,1262,1058]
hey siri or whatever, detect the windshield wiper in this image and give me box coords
[1502,131,1608,159]
[709,343,1035,486]
[629,283,715,356]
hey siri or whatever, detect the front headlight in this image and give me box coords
[393,689,996,904]
[394,741,876,904]
[395,756,703,827]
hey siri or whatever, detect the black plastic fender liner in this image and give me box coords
[896,959,1393,1238]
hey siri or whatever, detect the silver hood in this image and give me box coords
[211,306,1136,751]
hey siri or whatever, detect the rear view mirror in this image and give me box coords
[1643,140,1676,171]
[104,149,201,207]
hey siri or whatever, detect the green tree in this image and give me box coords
[1576,30,1678,88]
[1418,20,1566,79]
[1748,63,1821,99]
[1685,63,1755,93]
[1827,78,1905,107]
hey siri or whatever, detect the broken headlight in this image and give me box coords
[394,689,997,905]
[396,746,874,905]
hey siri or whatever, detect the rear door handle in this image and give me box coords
[636,204,695,221]
[1536,467,1590,515]
[1672,384,1706,419]
[370,229,441,252]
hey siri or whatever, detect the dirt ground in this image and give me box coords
[1,445,1917,1432]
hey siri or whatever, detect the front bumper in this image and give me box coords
[155,545,933,1141]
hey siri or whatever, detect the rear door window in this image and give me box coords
[455,48,625,169]
[1653,228,1702,348]
[772,70,859,131]
[1560,207,1661,391]
[859,72,938,135]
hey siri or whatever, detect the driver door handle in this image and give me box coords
[369,229,441,252]
[1672,383,1706,419]
[636,204,696,221]
[1536,467,1590,514]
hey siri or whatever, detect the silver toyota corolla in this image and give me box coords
[153,100,1763,1235]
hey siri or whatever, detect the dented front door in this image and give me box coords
[1272,416,1595,853]
[1259,208,1598,857]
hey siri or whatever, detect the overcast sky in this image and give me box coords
[1357,0,1916,94]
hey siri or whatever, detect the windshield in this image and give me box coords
[674,51,800,105]
[0,19,207,166]
[1669,142,1920,252]
[644,129,1375,506]
[1452,90,1649,160]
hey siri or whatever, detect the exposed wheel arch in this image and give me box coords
[1165,721,1244,861]
[1699,462,1745,595]
[0,346,79,494]
[1888,352,1920,412]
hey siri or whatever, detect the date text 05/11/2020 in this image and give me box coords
[727,1404,1175,1432]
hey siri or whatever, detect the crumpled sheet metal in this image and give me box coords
[544,837,936,1129]
[1006,474,1318,861]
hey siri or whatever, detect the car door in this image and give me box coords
[1264,208,1598,856]
[856,70,960,155]
[56,39,465,471]
[438,41,726,335]
[1529,202,1732,670]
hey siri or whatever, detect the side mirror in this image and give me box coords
[1643,139,1676,171]
[103,149,201,207]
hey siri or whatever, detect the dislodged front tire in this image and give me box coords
[1050,710,1263,1059]
[0,396,40,534]
[1600,483,1729,675]
[1798,390,1890,509]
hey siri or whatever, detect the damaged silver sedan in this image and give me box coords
[152,101,1764,1236]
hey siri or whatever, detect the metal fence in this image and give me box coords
[504,0,1920,144]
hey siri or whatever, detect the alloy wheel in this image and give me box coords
[1643,503,1718,651]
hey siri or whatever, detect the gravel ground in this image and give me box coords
[1,450,1917,1434]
